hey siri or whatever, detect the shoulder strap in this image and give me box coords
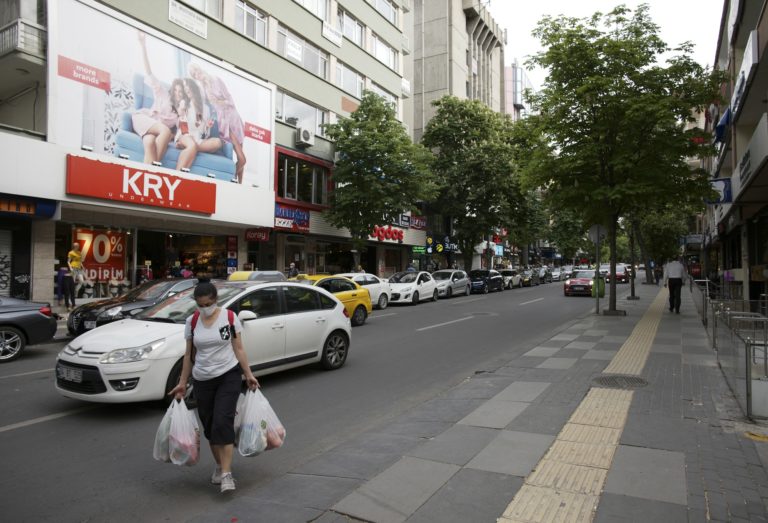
[227,309,235,326]
[191,310,200,336]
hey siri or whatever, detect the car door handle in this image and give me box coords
[271,323,285,330]
[351,293,357,296]
[315,317,326,323]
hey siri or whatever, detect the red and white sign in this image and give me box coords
[245,228,270,242]
[73,228,126,281]
[57,55,111,92]
[411,216,427,230]
[244,123,272,144]
[370,225,404,243]
[66,155,216,214]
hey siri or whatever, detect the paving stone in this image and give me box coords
[563,341,598,350]
[292,449,402,480]
[402,399,486,423]
[620,413,697,452]
[537,357,578,370]
[652,343,682,354]
[551,333,580,341]
[248,473,361,509]
[523,346,561,357]
[458,400,529,429]
[438,376,517,400]
[583,329,610,337]
[186,499,323,523]
[602,335,630,343]
[378,419,454,439]
[505,404,575,435]
[604,446,687,505]
[342,432,423,457]
[582,350,615,360]
[407,425,498,466]
[466,430,555,477]
[509,356,549,368]
[493,381,552,402]
[594,493,688,523]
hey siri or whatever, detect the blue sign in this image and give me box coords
[707,178,732,204]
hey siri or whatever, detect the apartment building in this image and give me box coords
[504,59,534,122]
[0,0,423,302]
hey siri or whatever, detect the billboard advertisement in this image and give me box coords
[73,227,127,281]
[49,0,274,188]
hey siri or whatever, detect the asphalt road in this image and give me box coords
[0,281,623,522]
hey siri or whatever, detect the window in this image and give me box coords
[294,0,329,20]
[372,34,397,70]
[335,61,364,98]
[374,0,397,24]
[181,0,222,20]
[237,287,280,317]
[319,293,336,309]
[277,26,329,79]
[369,83,398,110]
[277,153,329,205]
[339,9,363,46]
[284,286,320,313]
[275,91,329,136]
[234,1,266,45]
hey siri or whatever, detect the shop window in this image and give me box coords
[298,162,314,202]
[277,153,329,205]
[234,1,267,45]
[277,25,329,79]
[237,287,280,317]
[284,286,320,313]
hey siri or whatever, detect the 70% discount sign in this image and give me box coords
[75,229,127,280]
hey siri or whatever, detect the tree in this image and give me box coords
[547,206,589,263]
[422,96,526,270]
[520,5,723,311]
[323,92,437,266]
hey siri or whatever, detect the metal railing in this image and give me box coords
[0,19,46,59]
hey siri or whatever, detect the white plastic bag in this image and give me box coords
[168,400,200,466]
[233,392,246,443]
[152,402,174,463]
[237,389,286,456]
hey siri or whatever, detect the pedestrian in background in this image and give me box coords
[663,256,686,314]
[68,242,86,297]
[288,262,299,278]
[61,267,76,311]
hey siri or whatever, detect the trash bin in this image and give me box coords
[592,276,605,298]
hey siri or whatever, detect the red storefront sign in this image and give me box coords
[66,155,216,214]
[244,122,272,143]
[370,225,404,243]
[411,215,427,230]
[245,228,270,242]
[73,228,126,281]
[58,56,111,92]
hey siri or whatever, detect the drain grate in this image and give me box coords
[593,375,648,389]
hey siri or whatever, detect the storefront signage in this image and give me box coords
[731,31,759,118]
[245,228,270,242]
[411,215,427,230]
[73,228,126,281]
[739,113,768,189]
[412,246,426,255]
[398,214,411,228]
[168,0,208,39]
[427,235,458,253]
[227,236,238,275]
[66,156,217,214]
[371,225,404,243]
[274,203,310,232]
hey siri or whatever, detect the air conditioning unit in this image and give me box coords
[295,127,315,147]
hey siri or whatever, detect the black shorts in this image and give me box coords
[193,365,242,445]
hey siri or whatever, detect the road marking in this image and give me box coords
[370,313,397,319]
[450,297,485,305]
[0,368,55,380]
[416,316,473,331]
[520,298,544,306]
[0,406,99,434]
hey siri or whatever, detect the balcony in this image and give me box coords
[0,18,46,99]
[0,18,45,60]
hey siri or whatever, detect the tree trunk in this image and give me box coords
[608,216,618,311]
[633,224,655,284]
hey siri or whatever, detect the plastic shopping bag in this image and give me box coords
[237,389,286,457]
[233,392,246,443]
[152,402,174,463]
[168,399,200,466]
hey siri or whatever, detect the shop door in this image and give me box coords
[232,287,285,366]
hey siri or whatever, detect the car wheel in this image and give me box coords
[0,326,25,363]
[432,289,439,301]
[351,305,367,326]
[446,287,453,298]
[377,294,388,310]
[165,359,196,408]
[321,330,349,370]
[412,291,419,305]
[482,285,489,294]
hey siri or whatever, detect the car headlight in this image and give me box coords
[565,279,571,285]
[99,339,165,364]
[401,287,412,293]
[61,344,77,356]
[98,306,124,320]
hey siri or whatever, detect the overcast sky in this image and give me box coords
[485,0,725,88]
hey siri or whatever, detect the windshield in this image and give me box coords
[469,270,489,279]
[135,283,243,324]
[522,270,533,276]
[432,271,453,281]
[390,272,417,283]
[500,270,514,276]
[572,270,596,279]
[122,279,181,301]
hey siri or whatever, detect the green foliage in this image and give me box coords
[323,91,437,249]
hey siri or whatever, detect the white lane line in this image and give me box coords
[0,368,55,380]
[520,298,544,306]
[370,313,397,319]
[0,406,98,434]
[416,316,474,332]
[450,297,485,305]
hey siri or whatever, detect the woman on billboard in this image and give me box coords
[174,79,224,171]
[188,63,247,183]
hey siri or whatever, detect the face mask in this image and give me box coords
[197,304,217,317]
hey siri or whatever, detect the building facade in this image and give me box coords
[0,0,425,303]
[504,59,534,122]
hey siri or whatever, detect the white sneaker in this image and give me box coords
[220,473,235,493]
[211,467,222,485]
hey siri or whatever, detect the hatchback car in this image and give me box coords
[335,273,391,309]
[469,269,504,293]
[538,267,553,283]
[499,269,522,289]
[293,275,373,326]
[0,297,57,362]
[551,268,562,282]
[564,269,596,296]
[55,281,351,403]
[432,270,471,298]
[388,271,438,304]
[68,278,198,336]
[520,269,540,287]
[604,264,630,284]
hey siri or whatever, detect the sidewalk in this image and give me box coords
[190,283,768,523]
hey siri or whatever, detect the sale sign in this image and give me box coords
[73,228,126,281]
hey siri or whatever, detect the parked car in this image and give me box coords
[55,280,351,403]
[67,278,199,336]
[228,271,287,282]
[551,268,562,282]
[538,267,553,283]
[469,269,504,294]
[605,264,630,284]
[293,275,372,326]
[335,272,391,309]
[0,297,57,362]
[432,270,471,298]
[564,269,596,296]
[388,271,438,304]
[499,269,523,289]
[520,269,540,287]
[561,265,575,279]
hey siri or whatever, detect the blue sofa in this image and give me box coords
[114,74,236,180]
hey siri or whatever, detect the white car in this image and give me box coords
[551,268,562,281]
[432,270,471,297]
[55,281,352,403]
[388,271,438,304]
[335,273,392,309]
[499,269,523,289]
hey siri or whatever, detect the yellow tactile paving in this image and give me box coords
[526,460,608,495]
[497,289,667,523]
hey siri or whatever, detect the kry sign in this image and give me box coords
[66,155,216,214]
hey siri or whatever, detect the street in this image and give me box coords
[0,282,618,522]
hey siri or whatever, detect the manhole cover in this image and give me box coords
[593,375,648,389]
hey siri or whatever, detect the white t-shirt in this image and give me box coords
[184,309,243,381]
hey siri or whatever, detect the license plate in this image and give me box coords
[84,321,97,329]
[58,366,83,383]
[572,286,584,291]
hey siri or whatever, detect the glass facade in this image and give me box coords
[278,25,329,79]
[277,153,329,206]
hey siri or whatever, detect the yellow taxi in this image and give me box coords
[290,274,373,326]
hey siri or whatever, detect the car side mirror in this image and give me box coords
[238,310,258,321]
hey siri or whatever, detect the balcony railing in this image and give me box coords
[0,19,46,59]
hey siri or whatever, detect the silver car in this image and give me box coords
[432,270,471,298]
